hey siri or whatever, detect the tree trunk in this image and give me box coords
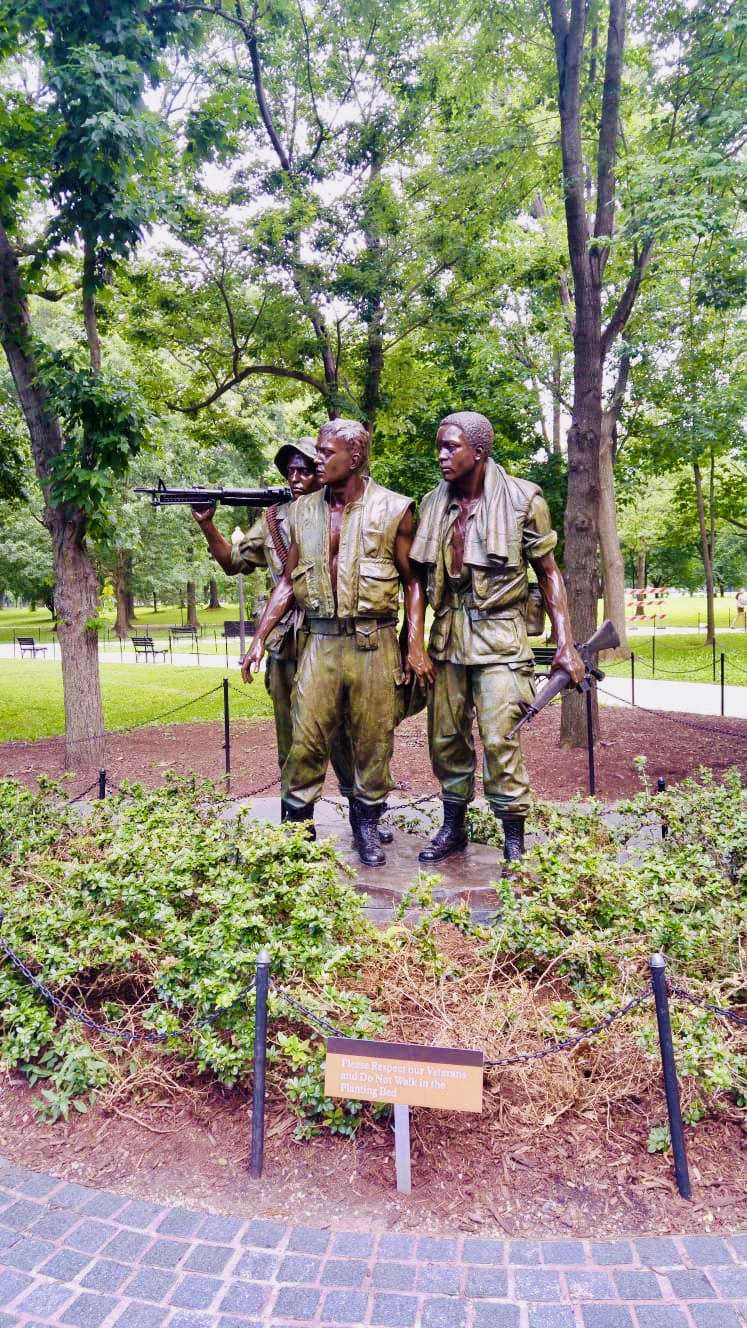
[0,220,104,768]
[186,580,199,629]
[208,577,221,609]
[152,591,158,613]
[114,549,135,637]
[636,553,646,597]
[598,416,629,656]
[693,461,715,644]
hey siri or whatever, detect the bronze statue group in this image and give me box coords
[193,413,585,869]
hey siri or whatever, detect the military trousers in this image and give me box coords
[427,659,535,816]
[265,654,355,795]
[283,624,400,809]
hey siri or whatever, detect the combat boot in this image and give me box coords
[500,814,525,862]
[283,802,316,841]
[418,801,468,864]
[348,799,393,845]
[352,799,386,867]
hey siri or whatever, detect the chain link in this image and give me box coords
[269,979,349,1038]
[484,985,653,1067]
[667,980,747,1027]
[596,685,747,741]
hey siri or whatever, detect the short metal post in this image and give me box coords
[196,632,200,667]
[585,684,596,795]
[712,637,716,682]
[223,676,231,790]
[720,653,725,716]
[649,954,691,1200]
[224,632,229,669]
[656,775,667,839]
[393,1103,412,1194]
[249,948,271,1178]
[630,651,635,707]
[98,768,107,800]
[651,633,656,677]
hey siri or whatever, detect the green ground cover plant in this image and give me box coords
[0,771,743,1141]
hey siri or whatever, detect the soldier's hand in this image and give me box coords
[551,643,586,686]
[241,637,264,684]
[191,502,216,527]
[405,644,435,689]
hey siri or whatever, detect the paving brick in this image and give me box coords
[528,1310,575,1328]
[372,1261,417,1290]
[322,1289,369,1323]
[278,1254,322,1283]
[708,1270,747,1299]
[271,1285,320,1320]
[464,1238,505,1265]
[65,1218,115,1254]
[332,1230,376,1257]
[688,1306,744,1328]
[509,1242,543,1266]
[117,1200,164,1230]
[0,1315,19,1328]
[169,1315,217,1328]
[156,1207,203,1239]
[81,1192,127,1220]
[218,1280,271,1315]
[31,1207,81,1240]
[234,1249,279,1281]
[614,1272,663,1301]
[38,1249,92,1282]
[634,1240,681,1268]
[0,1198,43,1230]
[0,1162,33,1186]
[417,1236,459,1262]
[242,1218,286,1248]
[0,1226,14,1251]
[465,1267,508,1298]
[727,1236,747,1262]
[513,1269,563,1301]
[59,1292,118,1326]
[195,1213,243,1243]
[15,1172,60,1199]
[565,1272,616,1300]
[379,1234,416,1259]
[416,1263,462,1295]
[634,1308,690,1328]
[79,1259,131,1293]
[110,1307,170,1328]
[667,1271,716,1299]
[542,1240,586,1265]
[421,1298,470,1328]
[680,1237,735,1267]
[321,1257,367,1287]
[288,1225,331,1254]
[370,1291,419,1326]
[0,1234,54,1270]
[124,1267,177,1302]
[0,1268,33,1306]
[55,1182,98,1208]
[168,1273,223,1309]
[591,1242,636,1267]
[474,1307,521,1328]
[582,1310,635,1328]
[14,1281,72,1318]
[182,1242,234,1275]
[103,1229,151,1262]
[140,1238,189,1268]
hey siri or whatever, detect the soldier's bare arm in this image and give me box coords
[241,542,299,683]
[191,504,235,574]
[529,552,585,684]
[394,509,436,688]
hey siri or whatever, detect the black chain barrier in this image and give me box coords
[269,980,349,1039]
[483,985,654,1066]
[667,980,747,1027]
[596,684,747,741]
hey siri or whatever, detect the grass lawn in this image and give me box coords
[0,602,243,648]
[602,631,747,685]
[0,660,273,742]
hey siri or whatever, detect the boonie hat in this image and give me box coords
[274,436,317,478]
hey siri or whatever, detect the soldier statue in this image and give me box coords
[411,411,584,864]
[192,438,392,843]
[243,418,433,866]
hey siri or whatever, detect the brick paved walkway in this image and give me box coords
[0,1157,745,1328]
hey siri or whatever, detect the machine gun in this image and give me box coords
[134,479,292,509]
[507,618,620,739]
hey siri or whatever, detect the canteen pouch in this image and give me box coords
[354,620,379,651]
[524,584,546,637]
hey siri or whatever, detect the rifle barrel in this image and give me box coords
[133,485,292,507]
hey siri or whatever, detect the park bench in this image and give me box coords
[131,635,168,663]
[17,635,48,658]
[532,644,556,671]
[169,625,199,647]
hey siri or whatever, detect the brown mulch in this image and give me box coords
[1,705,745,802]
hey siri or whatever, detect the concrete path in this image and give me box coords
[594,677,747,719]
[0,1157,745,1328]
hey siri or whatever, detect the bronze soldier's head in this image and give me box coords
[436,410,493,484]
[275,437,319,499]
[315,418,369,487]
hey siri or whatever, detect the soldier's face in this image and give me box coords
[286,454,318,499]
[315,432,357,486]
[437,425,479,482]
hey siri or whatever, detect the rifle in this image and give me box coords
[507,618,620,739]
[134,478,292,509]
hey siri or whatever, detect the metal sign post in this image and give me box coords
[393,1104,412,1194]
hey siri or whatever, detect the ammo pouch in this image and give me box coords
[524,584,546,637]
[354,620,380,651]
